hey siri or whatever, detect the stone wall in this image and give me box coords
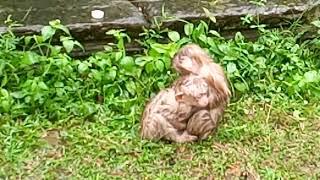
[0,0,319,56]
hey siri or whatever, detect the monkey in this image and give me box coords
[170,73,210,131]
[140,74,210,143]
[172,43,231,140]
[173,43,231,106]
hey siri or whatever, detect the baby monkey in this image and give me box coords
[173,43,231,140]
[140,74,210,143]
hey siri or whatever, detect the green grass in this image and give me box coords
[1,100,319,179]
[1,16,320,179]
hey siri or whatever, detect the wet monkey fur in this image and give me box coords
[140,74,211,143]
[173,43,231,140]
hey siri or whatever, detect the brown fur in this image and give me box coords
[172,43,231,140]
[140,74,210,143]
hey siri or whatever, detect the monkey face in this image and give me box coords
[173,55,194,74]
[173,44,212,76]
[175,75,209,108]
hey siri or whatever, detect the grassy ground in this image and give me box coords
[1,17,320,179]
[1,100,319,179]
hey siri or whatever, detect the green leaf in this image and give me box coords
[252,44,264,52]
[49,19,70,35]
[11,91,25,99]
[1,89,9,97]
[255,57,266,68]
[50,45,62,56]
[168,31,180,42]
[106,68,117,81]
[227,63,237,74]
[184,23,194,36]
[125,81,136,95]
[209,30,221,37]
[235,32,244,42]
[31,79,38,92]
[115,52,123,61]
[78,62,88,73]
[74,41,84,51]
[304,71,318,83]
[145,62,154,74]
[54,82,64,88]
[38,82,48,90]
[135,56,152,67]
[202,7,216,23]
[157,81,165,89]
[60,36,71,41]
[155,60,165,72]
[234,82,247,92]
[218,44,230,54]
[21,51,38,66]
[34,35,44,44]
[91,70,102,81]
[24,36,32,45]
[122,33,131,43]
[104,45,113,52]
[311,20,320,28]
[106,29,119,35]
[56,88,65,97]
[1,74,7,87]
[120,56,135,72]
[134,69,142,78]
[62,40,74,53]
[162,57,171,69]
[241,14,254,24]
[176,37,191,47]
[1,100,10,112]
[41,26,56,41]
[199,34,207,43]
[150,43,168,54]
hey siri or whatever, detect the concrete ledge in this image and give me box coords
[0,0,148,41]
[0,0,319,56]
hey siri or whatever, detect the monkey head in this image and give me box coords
[174,75,209,108]
[173,44,211,75]
[173,43,231,105]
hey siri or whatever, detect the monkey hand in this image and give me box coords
[174,131,198,143]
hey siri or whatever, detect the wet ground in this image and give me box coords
[0,0,319,55]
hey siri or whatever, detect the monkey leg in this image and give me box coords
[209,107,223,126]
[158,116,198,143]
[187,109,218,140]
[141,114,197,143]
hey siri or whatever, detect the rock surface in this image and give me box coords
[134,0,313,27]
[0,0,147,42]
[0,0,319,56]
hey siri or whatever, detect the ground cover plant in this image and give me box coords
[0,14,320,179]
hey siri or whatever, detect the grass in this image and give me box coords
[1,16,320,179]
[1,100,319,179]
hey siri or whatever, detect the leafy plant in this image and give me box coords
[0,15,319,122]
[1,13,320,180]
